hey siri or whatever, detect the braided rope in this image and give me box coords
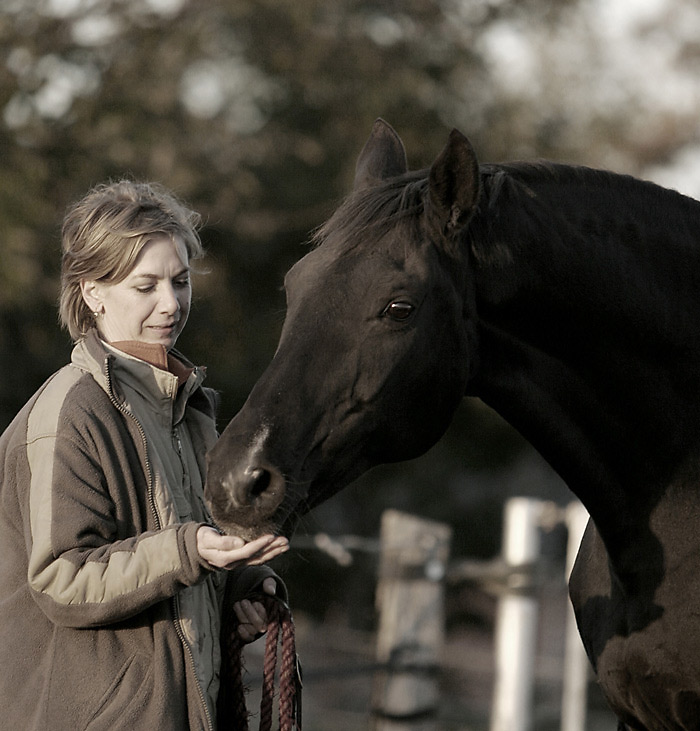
[219,615,250,730]
[259,601,279,730]
[220,596,301,731]
[278,605,299,730]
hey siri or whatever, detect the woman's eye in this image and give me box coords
[382,301,414,321]
[174,279,190,289]
[136,286,155,294]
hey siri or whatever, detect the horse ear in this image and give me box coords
[428,128,480,235]
[353,118,408,190]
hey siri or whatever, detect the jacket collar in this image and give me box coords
[71,329,208,424]
[108,340,195,388]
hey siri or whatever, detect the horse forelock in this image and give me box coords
[311,170,429,252]
[309,162,576,254]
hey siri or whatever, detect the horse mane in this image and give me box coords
[483,159,700,214]
[312,159,700,254]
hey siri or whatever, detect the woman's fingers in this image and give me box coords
[261,576,277,596]
[234,599,267,627]
[234,599,269,642]
[196,526,289,568]
[229,537,288,568]
[223,534,289,567]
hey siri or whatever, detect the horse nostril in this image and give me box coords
[232,464,283,512]
[206,458,287,533]
[247,467,272,499]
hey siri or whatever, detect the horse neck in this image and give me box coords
[469,165,700,570]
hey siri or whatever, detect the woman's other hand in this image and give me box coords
[234,577,279,642]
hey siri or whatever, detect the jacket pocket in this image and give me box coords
[84,652,153,731]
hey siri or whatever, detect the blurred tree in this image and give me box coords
[2,0,700,567]
[0,0,525,420]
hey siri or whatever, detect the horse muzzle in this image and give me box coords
[205,439,290,539]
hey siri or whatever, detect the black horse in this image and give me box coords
[206,119,700,729]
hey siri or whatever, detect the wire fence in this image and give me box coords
[240,501,618,731]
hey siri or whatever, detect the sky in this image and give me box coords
[479,0,700,196]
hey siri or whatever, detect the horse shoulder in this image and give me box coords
[568,519,614,670]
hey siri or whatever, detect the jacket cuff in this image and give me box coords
[179,522,213,582]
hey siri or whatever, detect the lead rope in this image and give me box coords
[221,596,302,731]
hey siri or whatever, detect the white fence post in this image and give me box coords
[490,497,542,731]
[561,501,591,731]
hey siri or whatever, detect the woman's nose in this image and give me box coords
[159,284,180,314]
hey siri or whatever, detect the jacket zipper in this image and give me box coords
[172,595,215,730]
[170,428,213,730]
[104,356,160,531]
[103,356,214,730]
[173,426,187,483]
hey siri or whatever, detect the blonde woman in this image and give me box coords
[0,181,288,730]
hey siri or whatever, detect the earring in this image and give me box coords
[93,310,102,318]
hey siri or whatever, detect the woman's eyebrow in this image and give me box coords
[131,267,191,280]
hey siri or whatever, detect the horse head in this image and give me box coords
[205,120,481,538]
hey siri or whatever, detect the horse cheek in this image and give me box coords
[415,318,474,443]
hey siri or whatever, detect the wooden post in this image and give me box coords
[372,510,452,731]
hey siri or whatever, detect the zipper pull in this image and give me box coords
[173,429,183,456]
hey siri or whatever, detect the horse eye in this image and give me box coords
[383,301,415,321]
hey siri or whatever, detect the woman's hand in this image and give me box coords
[196,526,289,570]
[234,577,278,642]
[196,529,288,643]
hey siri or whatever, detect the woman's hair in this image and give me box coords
[59,180,204,341]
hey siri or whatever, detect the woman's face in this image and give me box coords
[82,235,192,350]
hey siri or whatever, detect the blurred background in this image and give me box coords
[3,0,700,727]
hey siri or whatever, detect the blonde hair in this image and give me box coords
[59,180,204,341]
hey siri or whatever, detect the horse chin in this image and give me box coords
[206,452,370,540]
[210,494,304,540]
[217,519,280,541]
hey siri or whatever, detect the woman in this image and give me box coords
[0,180,288,730]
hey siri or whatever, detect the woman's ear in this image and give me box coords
[80,280,103,315]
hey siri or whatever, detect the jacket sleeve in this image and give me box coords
[25,422,213,629]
